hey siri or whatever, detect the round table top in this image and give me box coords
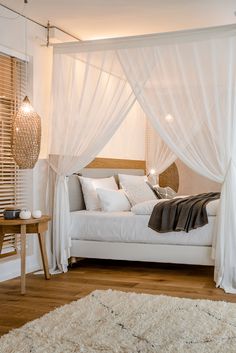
[0,215,51,225]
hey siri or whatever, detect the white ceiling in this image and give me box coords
[1,0,236,40]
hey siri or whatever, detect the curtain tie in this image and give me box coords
[223,158,234,184]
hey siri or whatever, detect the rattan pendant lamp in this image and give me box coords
[11,0,41,169]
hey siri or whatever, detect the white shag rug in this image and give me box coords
[1,290,236,353]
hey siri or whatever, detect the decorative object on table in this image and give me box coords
[3,207,21,220]
[19,209,31,220]
[1,289,236,352]
[11,0,41,170]
[32,210,42,219]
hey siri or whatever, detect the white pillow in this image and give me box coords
[78,176,118,210]
[97,188,131,212]
[118,174,157,206]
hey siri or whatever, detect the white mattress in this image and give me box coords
[70,211,215,246]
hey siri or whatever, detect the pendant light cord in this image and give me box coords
[25,13,28,95]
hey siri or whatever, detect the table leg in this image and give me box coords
[20,224,26,295]
[38,233,50,280]
[0,227,4,254]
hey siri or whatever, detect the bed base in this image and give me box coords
[71,240,214,266]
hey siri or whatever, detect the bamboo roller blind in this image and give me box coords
[0,53,31,258]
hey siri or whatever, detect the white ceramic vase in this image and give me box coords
[32,210,42,219]
[19,209,31,220]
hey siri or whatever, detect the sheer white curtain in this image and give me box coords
[50,50,135,271]
[118,32,236,292]
[146,120,176,179]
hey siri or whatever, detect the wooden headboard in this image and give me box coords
[86,157,146,170]
[67,157,179,212]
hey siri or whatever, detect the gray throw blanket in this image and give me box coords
[148,192,220,233]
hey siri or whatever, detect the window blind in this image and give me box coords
[0,53,31,258]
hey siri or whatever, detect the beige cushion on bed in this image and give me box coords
[79,175,118,211]
[118,174,157,206]
[97,188,131,212]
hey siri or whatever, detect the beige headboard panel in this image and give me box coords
[68,158,146,212]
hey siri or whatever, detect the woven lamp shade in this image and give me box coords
[11,96,41,169]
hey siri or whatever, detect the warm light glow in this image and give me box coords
[20,101,34,114]
[149,169,156,175]
[165,114,174,122]
[22,104,33,113]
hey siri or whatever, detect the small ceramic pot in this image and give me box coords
[19,209,31,220]
[32,210,42,219]
[3,208,21,220]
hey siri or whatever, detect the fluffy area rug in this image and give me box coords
[1,290,236,353]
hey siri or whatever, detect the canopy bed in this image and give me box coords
[49,24,236,293]
[67,160,215,266]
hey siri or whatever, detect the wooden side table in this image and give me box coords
[0,216,51,294]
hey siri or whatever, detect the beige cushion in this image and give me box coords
[118,174,157,206]
[97,188,131,212]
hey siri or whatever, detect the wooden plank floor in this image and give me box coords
[1,258,236,337]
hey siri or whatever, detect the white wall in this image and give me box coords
[176,159,221,195]
[99,102,146,160]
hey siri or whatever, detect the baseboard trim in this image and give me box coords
[0,263,41,282]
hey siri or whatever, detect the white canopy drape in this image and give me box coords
[117,34,236,292]
[51,24,236,292]
[50,50,136,271]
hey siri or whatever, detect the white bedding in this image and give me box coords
[70,210,215,246]
[131,198,219,216]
